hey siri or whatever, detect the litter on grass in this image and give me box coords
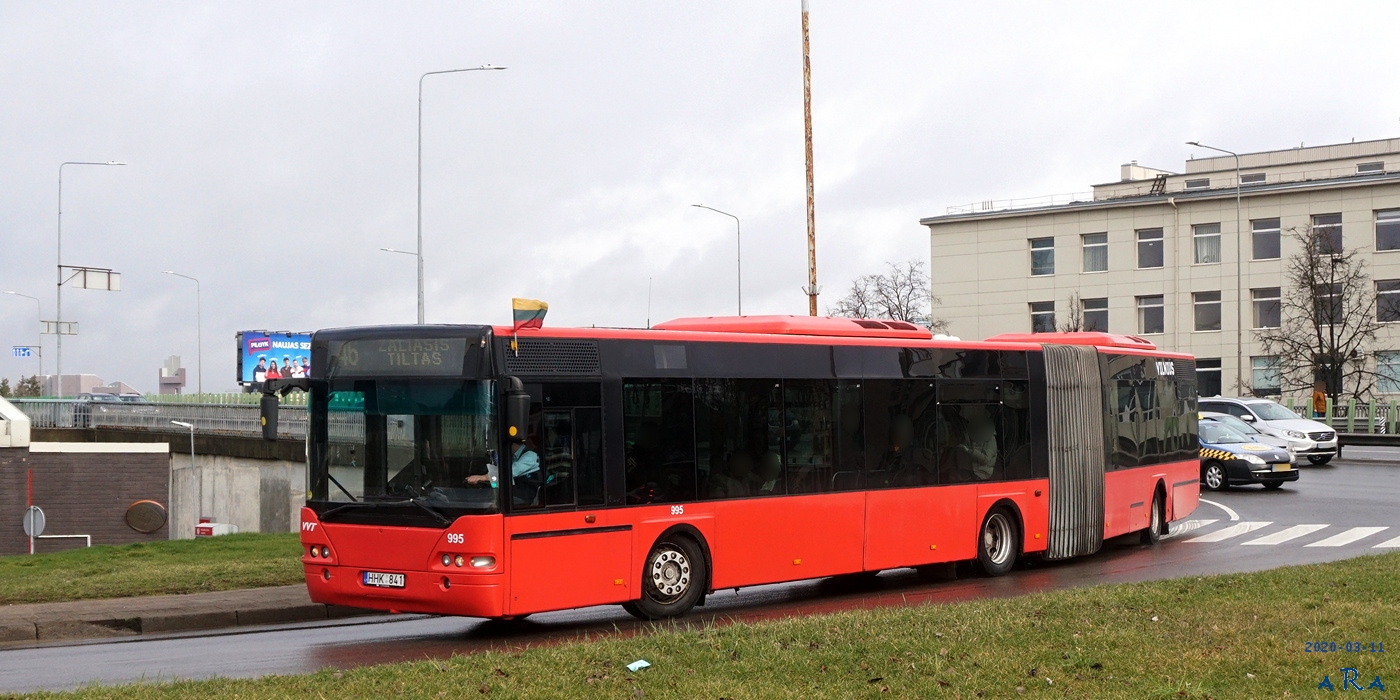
[626,660,651,672]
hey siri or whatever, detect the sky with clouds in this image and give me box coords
[3,1,1400,392]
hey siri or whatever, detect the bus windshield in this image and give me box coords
[310,379,500,515]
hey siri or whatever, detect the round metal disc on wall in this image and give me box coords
[22,506,45,537]
[125,500,168,534]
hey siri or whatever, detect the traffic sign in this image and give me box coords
[11,347,34,358]
[41,321,77,335]
[22,506,46,538]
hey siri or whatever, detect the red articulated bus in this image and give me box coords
[292,316,1199,620]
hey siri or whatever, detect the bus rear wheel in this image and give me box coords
[977,507,1019,577]
[625,535,707,620]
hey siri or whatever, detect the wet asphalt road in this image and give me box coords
[2,453,1397,693]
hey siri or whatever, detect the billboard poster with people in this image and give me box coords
[237,331,312,384]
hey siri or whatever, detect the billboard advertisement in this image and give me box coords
[237,331,312,384]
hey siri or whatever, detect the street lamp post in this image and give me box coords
[1187,141,1243,392]
[161,271,202,396]
[57,160,125,398]
[171,420,197,521]
[3,291,42,375]
[691,204,742,315]
[412,64,506,325]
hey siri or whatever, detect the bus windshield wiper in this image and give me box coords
[318,498,451,526]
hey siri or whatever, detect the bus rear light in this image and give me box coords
[455,555,466,567]
[442,553,452,567]
[320,546,331,559]
[470,556,495,568]
[309,546,319,558]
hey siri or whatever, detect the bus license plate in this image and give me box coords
[363,571,405,588]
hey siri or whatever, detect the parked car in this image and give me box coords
[1198,420,1298,491]
[1200,411,1314,463]
[116,392,160,415]
[71,392,122,428]
[1198,397,1338,464]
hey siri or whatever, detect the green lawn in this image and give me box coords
[12,551,1400,699]
[0,533,303,605]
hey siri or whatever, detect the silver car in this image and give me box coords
[1198,397,1338,464]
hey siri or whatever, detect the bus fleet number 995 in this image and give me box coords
[446,533,464,544]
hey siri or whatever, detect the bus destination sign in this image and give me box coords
[328,338,469,376]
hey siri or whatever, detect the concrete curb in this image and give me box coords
[0,587,380,645]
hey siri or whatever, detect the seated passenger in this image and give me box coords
[755,451,783,495]
[707,452,755,499]
[877,415,934,486]
[950,406,998,481]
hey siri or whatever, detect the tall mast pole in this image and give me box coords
[801,0,818,316]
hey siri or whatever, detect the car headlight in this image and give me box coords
[1285,430,1306,439]
[1240,454,1266,465]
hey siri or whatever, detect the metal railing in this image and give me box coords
[10,399,308,440]
[1277,397,1392,434]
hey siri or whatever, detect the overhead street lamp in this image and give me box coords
[408,64,506,325]
[172,420,198,520]
[57,160,125,398]
[1187,141,1243,392]
[3,291,43,375]
[691,204,743,315]
[161,271,203,396]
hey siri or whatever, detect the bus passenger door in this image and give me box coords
[507,403,632,615]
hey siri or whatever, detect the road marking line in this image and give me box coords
[1242,524,1328,546]
[1373,535,1400,548]
[1198,498,1239,522]
[1164,519,1217,540]
[1187,521,1271,543]
[1306,526,1390,548]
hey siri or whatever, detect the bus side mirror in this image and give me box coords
[260,393,279,441]
[504,377,529,442]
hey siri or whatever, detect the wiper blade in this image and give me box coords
[407,498,452,526]
[319,501,388,521]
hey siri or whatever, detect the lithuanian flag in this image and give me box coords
[512,298,548,332]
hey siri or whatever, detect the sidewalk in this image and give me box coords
[0,585,375,645]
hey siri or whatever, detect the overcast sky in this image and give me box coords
[3,1,1400,393]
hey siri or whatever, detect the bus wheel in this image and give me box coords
[1140,488,1164,545]
[977,507,1019,577]
[628,535,707,620]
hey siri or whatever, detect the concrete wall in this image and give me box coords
[1,443,170,556]
[168,454,305,540]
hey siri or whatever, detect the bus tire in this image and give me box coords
[627,534,707,620]
[1140,486,1165,545]
[976,506,1019,577]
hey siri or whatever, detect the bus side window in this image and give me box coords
[830,380,865,492]
[622,380,697,505]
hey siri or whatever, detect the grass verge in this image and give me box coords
[11,551,1400,699]
[0,533,303,605]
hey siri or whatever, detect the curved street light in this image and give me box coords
[3,291,42,375]
[161,270,203,396]
[692,204,742,316]
[1187,141,1243,392]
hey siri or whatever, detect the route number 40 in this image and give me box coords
[670,505,684,515]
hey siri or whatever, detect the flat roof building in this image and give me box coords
[921,137,1400,397]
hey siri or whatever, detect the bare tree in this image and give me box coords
[828,260,949,333]
[1058,291,1085,332]
[1254,226,1381,403]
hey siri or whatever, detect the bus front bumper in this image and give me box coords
[304,564,506,618]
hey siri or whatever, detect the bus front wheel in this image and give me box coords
[625,535,707,620]
[977,507,1019,577]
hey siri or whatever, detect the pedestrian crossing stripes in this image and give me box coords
[1186,521,1271,542]
[1305,527,1389,548]
[1242,524,1328,546]
[1171,520,1396,548]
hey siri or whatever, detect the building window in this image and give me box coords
[1252,287,1281,328]
[1358,161,1384,174]
[1081,297,1108,332]
[1030,301,1055,333]
[1184,178,1210,190]
[1376,209,1400,252]
[1241,173,1267,185]
[1193,223,1222,264]
[1081,233,1108,273]
[1194,291,1222,331]
[1316,283,1343,325]
[1251,356,1281,396]
[1197,358,1222,397]
[1137,295,1164,334]
[1030,237,1055,276]
[1252,218,1281,260]
[1137,228,1164,269]
[1378,280,1400,322]
[1313,213,1343,254]
[1378,352,1400,394]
